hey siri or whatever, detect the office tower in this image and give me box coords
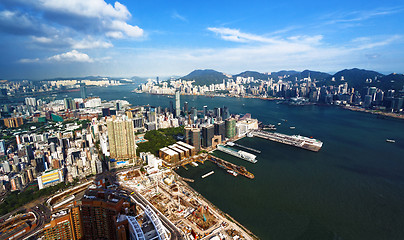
[184,127,192,144]
[80,83,87,99]
[184,102,189,114]
[4,117,24,128]
[190,128,201,151]
[116,102,121,111]
[0,139,5,156]
[214,107,221,119]
[107,117,136,160]
[225,118,236,139]
[222,106,230,120]
[169,101,174,114]
[175,91,181,117]
[133,117,144,129]
[214,121,225,140]
[64,98,76,110]
[42,206,82,240]
[201,124,214,148]
[203,106,208,117]
[102,108,111,117]
[25,97,36,107]
[80,189,136,240]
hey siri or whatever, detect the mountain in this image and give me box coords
[283,70,331,82]
[326,68,384,89]
[180,69,229,85]
[376,73,404,91]
[233,71,271,80]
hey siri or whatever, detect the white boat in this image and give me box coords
[386,139,396,143]
[290,126,296,129]
[227,170,238,177]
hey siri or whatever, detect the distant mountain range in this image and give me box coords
[178,69,404,91]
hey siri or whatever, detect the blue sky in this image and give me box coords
[0,0,403,79]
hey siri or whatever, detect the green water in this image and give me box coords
[63,85,404,240]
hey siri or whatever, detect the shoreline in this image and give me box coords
[135,90,404,121]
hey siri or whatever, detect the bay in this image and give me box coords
[62,85,404,240]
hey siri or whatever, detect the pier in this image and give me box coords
[251,130,323,152]
[228,142,261,153]
[208,155,255,179]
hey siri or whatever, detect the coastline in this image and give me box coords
[341,105,404,120]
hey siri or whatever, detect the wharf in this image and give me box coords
[230,142,261,153]
[251,130,323,152]
[208,155,254,179]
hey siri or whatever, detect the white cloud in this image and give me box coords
[72,38,113,49]
[47,50,93,62]
[172,11,187,22]
[108,20,143,38]
[18,58,40,63]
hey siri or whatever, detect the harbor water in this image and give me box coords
[62,85,404,240]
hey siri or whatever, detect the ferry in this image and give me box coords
[227,170,238,177]
[386,139,396,143]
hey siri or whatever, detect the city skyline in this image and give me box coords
[1,0,404,79]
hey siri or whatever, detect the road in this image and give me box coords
[120,185,184,240]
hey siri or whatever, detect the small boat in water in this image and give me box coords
[290,126,296,129]
[227,170,238,177]
[386,139,396,143]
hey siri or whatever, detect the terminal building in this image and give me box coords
[37,169,64,190]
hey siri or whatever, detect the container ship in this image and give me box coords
[217,145,257,163]
[251,130,323,152]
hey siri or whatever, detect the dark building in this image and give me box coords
[80,83,87,99]
[102,108,111,117]
[80,189,136,240]
[184,102,189,114]
[133,117,144,129]
[225,118,236,139]
[201,124,214,148]
[214,121,225,140]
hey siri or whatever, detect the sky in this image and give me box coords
[0,0,404,80]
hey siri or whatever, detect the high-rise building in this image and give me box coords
[25,97,36,107]
[0,139,5,156]
[184,126,192,144]
[42,206,82,240]
[203,106,208,117]
[4,117,24,128]
[191,128,201,151]
[64,98,76,110]
[80,83,87,99]
[184,102,189,114]
[175,91,181,117]
[107,117,136,160]
[214,121,225,140]
[225,118,236,139]
[102,108,111,117]
[201,124,214,148]
[80,189,136,240]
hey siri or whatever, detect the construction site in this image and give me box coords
[118,167,255,240]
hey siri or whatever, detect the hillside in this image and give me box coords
[376,73,404,91]
[326,68,384,89]
[180,69,229,85]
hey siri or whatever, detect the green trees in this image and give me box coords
[136,126,184,156]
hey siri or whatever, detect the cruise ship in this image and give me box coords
[217,145,257,163]
[251,130,323,152]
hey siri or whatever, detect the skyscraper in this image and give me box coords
[201,124,214,148]
[184,101,189,115]
[107,116,136,160]
[0,139,5,156]
[225,118,236,139]
[214,121,225,140]
[80,83,87,99]
[175,91,181,117]
[191,128,201,151]
[64,98,76,110]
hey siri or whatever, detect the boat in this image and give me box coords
[227,142,235,146]
[277,123,281,125]
[386,139,396,143]
[290,126,296,129]
[247,132,253,137]
[191,162,198,167]
[201,171,214,178]
[227,170,238,177]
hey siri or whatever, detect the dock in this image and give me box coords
[208,155,254,179]
[228,142,261,153]
[251,130,323,152]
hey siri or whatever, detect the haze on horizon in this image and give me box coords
[0,0,403,80]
